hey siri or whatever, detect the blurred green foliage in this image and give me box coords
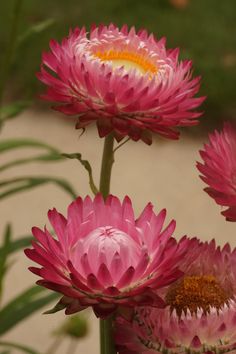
[0,0,236,130]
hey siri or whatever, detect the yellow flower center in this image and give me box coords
[94,50,158,75]
[166,275,230,316]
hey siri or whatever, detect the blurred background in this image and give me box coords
[1,0,236,130]
[0,1,236,353]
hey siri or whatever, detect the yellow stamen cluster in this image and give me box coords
[166,275,230,316]
[94,50,158,75]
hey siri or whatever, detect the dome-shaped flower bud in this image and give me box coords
[25,194,194,318]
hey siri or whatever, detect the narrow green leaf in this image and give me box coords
[0,225,12,298]
[0,139,58,154]
[43,299,67,314]
[0,236,32,258]
[0,153,64,172]
[17,19,55,46]
[0,176,77,200]
[0,225,11,274]
[0,286,46,317]
[0,101,32,122]
[0,286,59,335]
[62,153,98,195]
[0,341,40,354]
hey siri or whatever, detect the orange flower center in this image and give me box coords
[94,50,158,75]
[166,275,230,316]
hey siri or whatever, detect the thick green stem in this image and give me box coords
[100,316,116,354]
[99,133,116,354]
[99,133,115,199]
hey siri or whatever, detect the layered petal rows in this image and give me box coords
[115,241,236,354]
[25,195,190,318]
[197,123,236,221]
[38,24,205,144]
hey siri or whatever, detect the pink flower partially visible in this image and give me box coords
[197,123,236,221]
[38,24,205,144]
[115,240,236,354]
[25,194,192,318]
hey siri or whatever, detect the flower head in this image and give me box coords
[197,123,236,221]
[25,194,191,318]
[115,240,236,354]
[38,24,205,144]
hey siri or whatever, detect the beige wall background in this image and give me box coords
[1,111,235,353]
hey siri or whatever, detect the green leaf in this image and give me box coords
[0,341,40,354]
[0,236,32,258]
[17,19,55,46]
[0,176,77,200]
[43,299,67,315]
[0,286,59,335]
[0,139,58,154]
[0,101,32,122]
[62,153,98,195]
[0,232,33,303]
[0,153,64,172]
[0,225,12,298]
[0,225,11,274]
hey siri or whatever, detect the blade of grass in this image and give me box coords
[0,286,59,335]
[0,225,11,301]
[17,19,55,46]
[0,176,77,200]
[0,153,64,172]
[0,101,32,122]
[0,139,59,154]
[0,236,32,257]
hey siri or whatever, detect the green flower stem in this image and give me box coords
[99,133,115,198]
[100,316,116,354]
[45,336,63,354]
[99,133,116,354]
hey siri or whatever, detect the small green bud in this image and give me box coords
[58,314,89,339]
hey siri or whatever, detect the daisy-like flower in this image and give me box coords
[38,24,205,144]
[197,123,236,221]
[25,194,195,319]
[115,240,236,354]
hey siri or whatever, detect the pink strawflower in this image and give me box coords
[197,123,236,221]
[38,24,205,144]
[25,194,191,318]
[115,240,236,354]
